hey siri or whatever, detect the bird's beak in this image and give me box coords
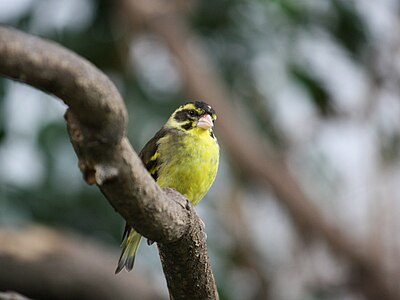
[197,114,214,130]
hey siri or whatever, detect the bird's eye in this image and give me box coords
[188,110,196,117]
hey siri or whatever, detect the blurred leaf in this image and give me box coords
[0,128,5,143]
[0,79,5,143]
[290,65,335,117]
[37,121,66,182]
[379,130,400,165]
[271,0,307,24]
[192,0,237,33]
[2,182,122,242]
[37,121,66,152]
[33,0,126,72]
[331,0,368,57]
[0,78,5,97]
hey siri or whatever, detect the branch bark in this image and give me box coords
[122,1,398,299]
[0,292,32,300]
[0,26,218,300]
[0,226,163,300]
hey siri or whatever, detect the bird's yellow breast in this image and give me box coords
[156,128,219,205]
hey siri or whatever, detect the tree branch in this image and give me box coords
[0,292,32,300]
[0,26,218,300]
[0,226,163,300]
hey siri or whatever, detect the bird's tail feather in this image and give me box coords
[115,228,142,274]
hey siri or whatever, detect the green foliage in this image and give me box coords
[192,0,238,33]
[290,65,335,116]
[330,0,368,57]
[0,79,5,143]
[379,128,400,165]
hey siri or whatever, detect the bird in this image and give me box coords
[115,101,219,273]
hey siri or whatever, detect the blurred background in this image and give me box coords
[1,0,400,299]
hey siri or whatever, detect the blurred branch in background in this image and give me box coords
[219,184,271,300]
[120,0,398,299]
[0,226,163,300]
[0,292,32,300]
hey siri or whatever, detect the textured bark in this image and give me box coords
[158,221,217,299]
[0,26,218,300]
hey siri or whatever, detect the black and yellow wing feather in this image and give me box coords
[139,128,168,181]
[115,128,168,273]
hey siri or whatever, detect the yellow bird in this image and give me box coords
[116,101,219,273]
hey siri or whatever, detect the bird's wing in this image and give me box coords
[118,130,168,249]
[139,128,168,181]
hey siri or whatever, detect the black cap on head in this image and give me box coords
[190,101,216,116]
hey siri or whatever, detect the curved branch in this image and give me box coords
[0,26,218,300]
[0,27,126,144]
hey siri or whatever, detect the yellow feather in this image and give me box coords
[157,126,219,205]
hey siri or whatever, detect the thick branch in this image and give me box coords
[0,28,126,144]
[0,26,218,299]
[0,226,163,300]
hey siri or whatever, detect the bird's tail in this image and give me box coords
[115,226,142,274]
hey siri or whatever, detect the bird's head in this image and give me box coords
[168,101,217,133]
